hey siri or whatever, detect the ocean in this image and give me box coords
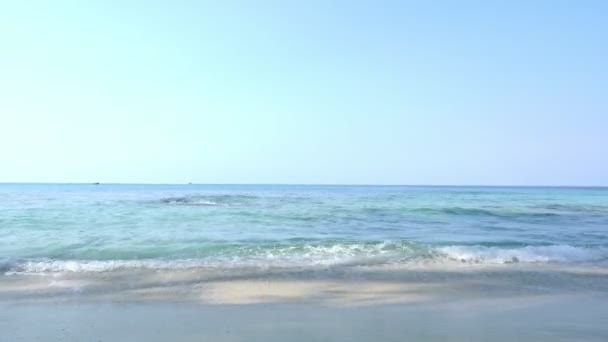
[1,184,607,274]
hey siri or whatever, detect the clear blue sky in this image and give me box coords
[1,1,606,185]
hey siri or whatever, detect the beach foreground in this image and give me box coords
[2,184,607,340]
[2,264,608,341]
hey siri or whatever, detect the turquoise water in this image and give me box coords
[1,184,607,273]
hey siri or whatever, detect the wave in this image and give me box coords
[9,242,420,272]
[403,207,561,218]
[3,243,607,274]
[155,195,607,220]
[534,204,608,214]
[436,245,607,263]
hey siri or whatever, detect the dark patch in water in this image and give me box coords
[0,259,14,273]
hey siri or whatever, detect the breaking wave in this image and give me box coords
[436,244,607,264]
[4,243,607,274]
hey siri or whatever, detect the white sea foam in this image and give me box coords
[192,200,220,206]
[6,243,414,274]
[11,259,204,273]
[436,245,605,264]
[4,244,606,274]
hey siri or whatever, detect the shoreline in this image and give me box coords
[3,263,607,305]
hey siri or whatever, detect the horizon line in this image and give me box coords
[0,182,607,188]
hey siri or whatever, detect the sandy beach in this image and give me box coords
[3,263,608,341]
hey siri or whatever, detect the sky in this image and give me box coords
[0,1,607,185]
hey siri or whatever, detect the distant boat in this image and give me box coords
[93,182,100,185]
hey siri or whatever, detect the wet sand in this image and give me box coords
[2,264,608,341]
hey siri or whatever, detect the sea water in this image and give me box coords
[1,184,607,273]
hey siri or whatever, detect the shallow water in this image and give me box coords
[1,184,607,273]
